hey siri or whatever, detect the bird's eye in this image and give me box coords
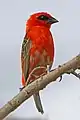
[37,15,49,21]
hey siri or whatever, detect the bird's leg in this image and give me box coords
[58,65,63,82]
[50,65,63,82]
[46,65,50,74]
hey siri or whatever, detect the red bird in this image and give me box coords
[21,12,58,114]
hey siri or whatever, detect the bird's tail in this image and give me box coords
[33,92,44,114]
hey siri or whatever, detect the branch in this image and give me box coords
[0,54,80,119]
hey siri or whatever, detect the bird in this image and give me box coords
[21,12,59,114]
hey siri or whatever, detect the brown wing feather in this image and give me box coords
[21,38,31,82]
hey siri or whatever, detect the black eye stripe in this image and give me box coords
[37,15,49,20]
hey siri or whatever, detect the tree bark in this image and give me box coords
[0,54,80,119]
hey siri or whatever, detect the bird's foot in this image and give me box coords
[19,86,25,91]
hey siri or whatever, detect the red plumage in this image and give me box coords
[21,12,58,114]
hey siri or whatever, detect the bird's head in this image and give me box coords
[26,12,59,31]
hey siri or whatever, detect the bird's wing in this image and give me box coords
[21,37,44,114]
[21,37,31,84]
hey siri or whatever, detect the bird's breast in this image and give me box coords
[27,26,54,60]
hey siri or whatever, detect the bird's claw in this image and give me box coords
[19,86,25,91]
[59,75,62,82]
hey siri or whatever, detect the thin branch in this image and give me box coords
[0,54,80,119]
[71,71,80,79]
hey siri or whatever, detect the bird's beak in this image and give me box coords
[47,17,59,24]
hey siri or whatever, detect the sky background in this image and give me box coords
[0,0,80,120]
